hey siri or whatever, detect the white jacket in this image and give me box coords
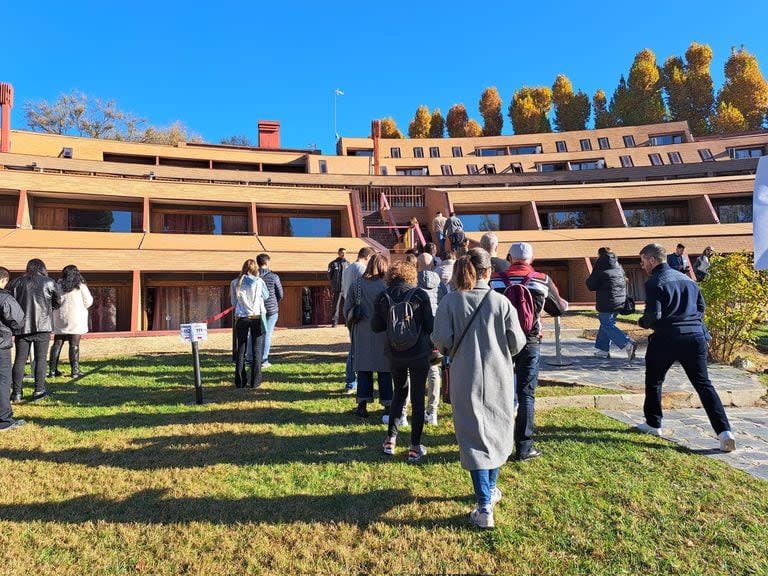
[230,274,269,318]
[53,284,94,335]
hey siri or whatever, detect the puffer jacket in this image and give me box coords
[585,252,627,313]
[417,270,447,316]
[0,289,25,348]
[9,274,61,334]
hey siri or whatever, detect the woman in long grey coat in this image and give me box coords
[432,248,526,529]
[344,253,392,418]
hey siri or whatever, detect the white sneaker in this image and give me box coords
[425,411,438,426]
[261,361,272,369]
[469,507,495,529]
[593,349,610,359]
[718,430,736,452]
[624,341,638,361]
[490,487,503,507]
[636,422,663,436]
[396,416,409,428]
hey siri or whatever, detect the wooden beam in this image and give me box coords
[249,202,258,235]
[142,197,150,232]
[130,270,141,331]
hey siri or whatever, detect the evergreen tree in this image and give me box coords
[508,87,552,134]
[465,119,483,137]
[661,42,714,135]
[446,104,469,137]
[626,48,666,125]
[717,46,768,130]
[407,105,432,138]
[609,75,632,126]
[379,117,404,138]
[479,87,503,136]
[593,89,614,128]
[552,74,590,131]
[429,109,445,138]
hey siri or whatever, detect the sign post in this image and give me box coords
[180,323,208,405]
[546,316,572,367]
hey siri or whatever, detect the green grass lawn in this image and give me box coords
[1,351,767,575]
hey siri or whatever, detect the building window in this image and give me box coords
[538,162,568,172]
[698,148,715,162]
[380,166,388,176]
[668,151,683,165]
[648,153,664,166]
[623,202,688,227]
[452,146,463,158]
[619,155,634,168]
[395,167,429,176]
[569,159,605,171]
[390,147,401,159]
[623,135,636,148]
[484,163,497,174]
[539,208,602,230]
[598,137,610,150]
[477,147,507,156]
[580,139,592,151]
[713,197,753,223]
[555,140,568,153]
[510,162,523,174]
[467,164,479,174]
[729,146,764,159]
[650,133,685,146]
[318,160,327,173]
[413,147,424,158]
[440,165,453,176]
[429,146,440,158]
[509,145,543,155]
[459,214,501,232]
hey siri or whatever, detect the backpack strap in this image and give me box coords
[450,289,492,358]
[521,273,534,286]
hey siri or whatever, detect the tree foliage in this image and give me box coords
[446,104,469,137]
[609,50,666,126]
[220,135,254,146]
[717,46,768,131]
[408,105,432,138]
[479,87,503,136]
[552,75,590,131]
[379,117,403,139]
[700,252,768,363]
[509,87,552,134]
[592,89,614,128]
[711,101,748,134]
[465,119,483,137]
[141,121,203,145]
[429,109,445,138]
[661,42,714,135]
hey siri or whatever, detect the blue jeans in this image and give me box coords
[345,329,357,390]
[595,312,630,352]
[514,343,540,455]
[436,232,445,256]
[470,468,499,510]
[262,313,279,362]
[356,371,392,406]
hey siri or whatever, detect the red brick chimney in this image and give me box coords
[371,119,381,176]
[0,83,13,153]
[258,120,280,149]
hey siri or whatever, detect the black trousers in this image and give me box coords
[235,317,263,388]
[331,290,343,325]
[50,334,82,371]
[387,358,429,447]
[12,333,50,396]
[644,332,731,434]
[0,348,13,428]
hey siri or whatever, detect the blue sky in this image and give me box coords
[4,1,768,153]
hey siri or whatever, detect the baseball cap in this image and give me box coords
[508,242,533,261]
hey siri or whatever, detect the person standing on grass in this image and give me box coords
[10,258,61,403]
[256,253,283,369]
[489,242,568,461]
[327,248,349,327]
[372,260,434,463]
[49,265,93,378]
[231,259,269,389]
[635,243,736,452]
[0,267,26,432]
[585,248,637,361]
[417,252,447,425]
[340,247,375,394]
[432,248,526,529]
[345,253,392,418]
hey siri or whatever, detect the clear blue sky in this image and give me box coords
[4,0,768,153]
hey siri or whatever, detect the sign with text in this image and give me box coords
[180,323,208,343]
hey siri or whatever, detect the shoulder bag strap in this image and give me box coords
[450,288,492,358]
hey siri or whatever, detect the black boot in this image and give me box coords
[69,343,83,378]
[48,339,63,378]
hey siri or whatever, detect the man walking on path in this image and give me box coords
[443,212,464,253]
[490,242,568,461]
[327,248,349,327]
[257,253,283,368]
[636,243,736,452]
[340,247,375,394]
[585,247,637,360]
[432,211,447,255]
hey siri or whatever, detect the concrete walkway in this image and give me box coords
[538,338,765,408]
[603,408,768,481]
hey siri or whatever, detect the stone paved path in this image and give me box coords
[603,408,768,480]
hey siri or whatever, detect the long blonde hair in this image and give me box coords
[237,259,259,291]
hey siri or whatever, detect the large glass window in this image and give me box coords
[729,147,764,159]
[570,159,605,170]
[538,162,568,172]
[650,133,684,146]
[69,209,136,232]
[477,147,507,156]
[509,145,542,155]
[395,167,429,176]
[458,214,500,231]
[623,202,688,227]
[539,207,601,229]
[713,198,753,223]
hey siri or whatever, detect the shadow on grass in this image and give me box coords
[0,487,457,526]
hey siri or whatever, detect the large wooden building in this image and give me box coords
[0,83,760,333]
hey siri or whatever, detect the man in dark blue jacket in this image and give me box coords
[0,267,26,431]
[256,253,283,368]
[636,243,736,452]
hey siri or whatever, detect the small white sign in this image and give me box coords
[180,323,208,343]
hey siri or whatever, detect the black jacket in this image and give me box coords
[372,281,434,363]
[259,268,284,316]
[9,274,61,334]
[639,263,705,335]
[585,252,627,313]
[0,289,25,349]
[327,257,349,293]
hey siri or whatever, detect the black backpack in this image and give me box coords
[385,288,421,352]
